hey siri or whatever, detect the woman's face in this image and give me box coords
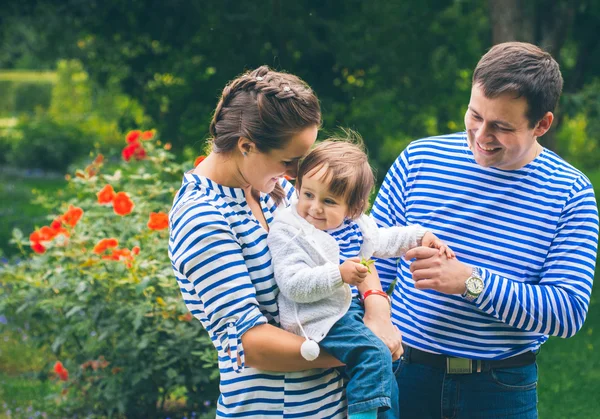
[244,125,318,193]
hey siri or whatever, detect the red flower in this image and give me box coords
[38,226,59,241]
[147,212,169,230]
[93,238,119,254]
[31,242,46,254]
[141,130,155,140]
[194,155,206,167]
[122,141,146,161]
[62,205,83,227]
[178,312,193,322]
[113,192,135,216]
[93,154,104,165]
[132,246,140,255]
[164,142,172,150]
[53,361,69,381]
[97,184,116,205]
[103,247,135,268]
[125,130,142,143]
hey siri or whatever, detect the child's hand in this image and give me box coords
[340,257,369,286]
[421,232,455,259]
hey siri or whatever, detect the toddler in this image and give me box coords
[267,138,453,419]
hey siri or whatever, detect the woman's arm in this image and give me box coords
[241,323,343,371]
[356,269,404,360]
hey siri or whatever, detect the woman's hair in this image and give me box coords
[296,134,375,220]
[209,66,321,203]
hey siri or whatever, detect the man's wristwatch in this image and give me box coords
[462,267,484,302]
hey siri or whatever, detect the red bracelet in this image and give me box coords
[360,289,391,307]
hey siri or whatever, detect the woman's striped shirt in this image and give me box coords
[371,133,599,359]
[168,173,346,418]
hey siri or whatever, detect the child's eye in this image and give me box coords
[303,192,313,199]
[324,199,337,205]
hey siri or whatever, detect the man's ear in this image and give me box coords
[237,137,255,156]
[533,112,554,137]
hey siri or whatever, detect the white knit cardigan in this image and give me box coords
[267,201,427,342]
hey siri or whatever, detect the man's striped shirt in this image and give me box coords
[169,173,346,418]
[371,133,599,359]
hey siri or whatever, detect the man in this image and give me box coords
[371,42,599,418]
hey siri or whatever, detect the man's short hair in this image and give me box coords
[296,137,374,220]
[473,42,563,127]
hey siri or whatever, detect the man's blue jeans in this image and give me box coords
[319,299,399,417]
[394,353,538,418]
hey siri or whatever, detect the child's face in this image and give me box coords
[297,166,349,230]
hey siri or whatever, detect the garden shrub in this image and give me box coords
[2,115,94,172]
[0,132,219,418]
[0,75,54,117]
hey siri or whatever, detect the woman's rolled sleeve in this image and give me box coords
[170,203,268,372]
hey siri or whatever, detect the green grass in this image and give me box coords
[0,330,58,418]
[0,71,57,83]
[538,291,600,417]
[0,172,66,257]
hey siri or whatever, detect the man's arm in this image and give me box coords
[407,181,598,338]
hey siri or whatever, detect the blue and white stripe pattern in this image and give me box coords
[169,173,346,418]
[326,221,365,297]
[371,133,599,359]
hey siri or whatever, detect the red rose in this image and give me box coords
[97,184,116,205]
[62,205,84,227]
[147,212,169,230]
[125,130,142,143]
[93,238,119,254]
[122,142,146,161]
[113,192,135,216]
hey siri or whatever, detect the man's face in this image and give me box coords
[464,83,548,171]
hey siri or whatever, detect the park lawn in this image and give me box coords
[538,289,599,417]
[0,172,66,257]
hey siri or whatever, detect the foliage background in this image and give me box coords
[0,0,598,418]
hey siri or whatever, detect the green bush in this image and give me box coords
[0,72,55,117]
[49,59,152,150]
[2,115,94,172]
[0,133,218,417]
[557,80,600,171]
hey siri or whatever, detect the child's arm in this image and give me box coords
[267,224,345,303]
[361,214,454,259]
[421,231,455,259]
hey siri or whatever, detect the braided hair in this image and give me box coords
[209,66,321,204]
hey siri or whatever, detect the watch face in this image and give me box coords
[466,277,484,294]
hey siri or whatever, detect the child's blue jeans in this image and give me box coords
[318,298,399,417]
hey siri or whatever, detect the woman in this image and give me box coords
[168,66,402,418]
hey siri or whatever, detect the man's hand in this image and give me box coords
[340,257,369,286]
[404,246,472,295]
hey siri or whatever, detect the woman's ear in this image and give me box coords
[237,137,255,156]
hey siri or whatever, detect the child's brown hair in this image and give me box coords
[296,133,374,220]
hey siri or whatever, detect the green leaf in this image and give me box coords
[12,228,23,241]
[66,305,83,318]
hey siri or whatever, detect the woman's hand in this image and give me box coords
[363,306,404,361]
[358,268,404,360]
